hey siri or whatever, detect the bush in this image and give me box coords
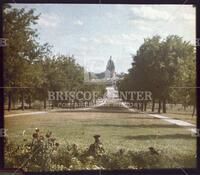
[4,129,196,171]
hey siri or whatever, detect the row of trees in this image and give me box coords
[3,5,106,110]
[118,35,196,114]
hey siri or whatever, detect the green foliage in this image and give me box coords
[5,129,196,171]
[3,5,106,110]
[3,5,51,110]
[118,35,196,113]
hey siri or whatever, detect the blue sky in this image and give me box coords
[11,4,196,73]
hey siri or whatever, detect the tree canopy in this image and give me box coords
[3,5,106,110]
[118,35,196,113]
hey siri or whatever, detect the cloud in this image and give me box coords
[85,36,124,46]
[73,20,84,26]
[79,33,142,47]
[92,36,117,45]
[182,13,195,21]
[121,33,140,42]
[130,19,156,32]
[38,13,60,27]
[130,6,172,21]
[80,37,88,42]
[80,36,115,44]
[105,12,114,19]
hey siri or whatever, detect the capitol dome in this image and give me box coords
[105,56,115,79]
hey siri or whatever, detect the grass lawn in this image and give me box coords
[5,111,196,169]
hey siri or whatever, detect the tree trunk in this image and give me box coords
[141,102,144,111]
[183,103,186,111]
[158,99,161,113]
[144,102,147,111]
[163,99,166,113]
[131,102,134,108]
[29,96,32,109]
[21,91,24,111]
[8,91,12,111]
[192,103,196,117]
[44,98,46,109]
[73,101,75,108]
[152,98,155,112]
[13,99,16,109]
[170,103,173,109]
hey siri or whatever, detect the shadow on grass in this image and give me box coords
[122,116,160,120]
[123,134,194,140]
[167,112,195,116]
[88,123,181,129]
[51,110,139,114]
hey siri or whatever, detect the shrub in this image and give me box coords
[4,129,196,171]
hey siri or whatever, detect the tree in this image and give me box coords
[118,35,195,114]
[3,5,50,110]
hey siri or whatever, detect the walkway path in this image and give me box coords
[104,87,197,134]
[149,113,196,134]
[5,111,48,117]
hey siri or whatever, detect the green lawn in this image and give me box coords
[5,111,196,166]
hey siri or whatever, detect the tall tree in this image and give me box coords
[3,5,49,110]
[118,35,195,114]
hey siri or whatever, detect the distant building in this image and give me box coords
[85,56,121,85]
[105,56,115,79]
